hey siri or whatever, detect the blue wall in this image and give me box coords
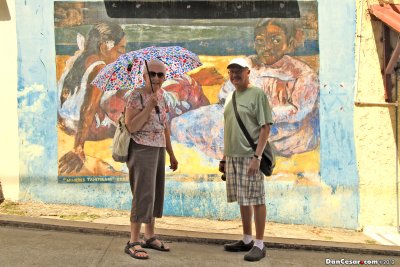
[15,0,359,229]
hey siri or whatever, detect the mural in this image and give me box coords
[16,0,359,228]
[55,1,320,185]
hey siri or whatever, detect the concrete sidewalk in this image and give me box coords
[4,226,400,267]
[1,214,399,256]
[0,201,399,256]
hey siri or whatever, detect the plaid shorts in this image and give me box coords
[225,156,265,206]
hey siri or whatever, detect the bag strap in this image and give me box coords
[118,92,145,131]
[123,92,144,114]
[232,91,257,152]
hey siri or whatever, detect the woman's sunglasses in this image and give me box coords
[148,71,165,78]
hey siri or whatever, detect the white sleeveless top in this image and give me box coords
[58,60,110,130]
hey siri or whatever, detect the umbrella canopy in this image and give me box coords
[91,46,202,91]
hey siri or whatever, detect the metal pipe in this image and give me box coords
[354,101,398,107]
[396,69,399,233]
[354,0,365,104]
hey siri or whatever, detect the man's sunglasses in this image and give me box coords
[148,71,165,78]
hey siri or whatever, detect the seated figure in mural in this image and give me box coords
[57,22,215,174]
[171,18,319,158]
[220,18,320,157]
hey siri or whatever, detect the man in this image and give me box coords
[220,58,273,262]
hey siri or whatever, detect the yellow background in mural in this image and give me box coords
[57,54,319,179]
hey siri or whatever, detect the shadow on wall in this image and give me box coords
[0,0,10,21]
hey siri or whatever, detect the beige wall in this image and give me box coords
[3,0,400,227]
[0,0,19,200]
[355,0,400,227]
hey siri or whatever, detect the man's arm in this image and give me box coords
[247,124,270,177]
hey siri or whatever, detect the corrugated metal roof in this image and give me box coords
[370,4,400,33]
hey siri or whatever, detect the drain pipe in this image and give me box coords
[396,68,399,233]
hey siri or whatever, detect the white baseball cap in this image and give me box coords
[227,58,250,69]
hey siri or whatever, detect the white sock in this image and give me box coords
[254,239,264,250]
[243,234,253,244]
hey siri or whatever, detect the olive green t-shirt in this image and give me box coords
[223,85,273,157]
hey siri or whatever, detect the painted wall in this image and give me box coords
[12,0,361,229]
[0,0,19,201]
[355,0,400,227]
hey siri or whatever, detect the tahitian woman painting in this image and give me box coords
[58,21,128,174]
[57,21,219,175]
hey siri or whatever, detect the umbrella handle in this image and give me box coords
[144,60,161,116]
[144,60,155,94]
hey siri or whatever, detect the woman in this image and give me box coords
[124,59,178,260]
[58,21,127,174]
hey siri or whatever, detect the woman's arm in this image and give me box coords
[125,94,157,133]
[164,124,178,171]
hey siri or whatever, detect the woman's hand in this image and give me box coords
[169,155,178,171]
[147,94,159,109]
[59,148,85,174]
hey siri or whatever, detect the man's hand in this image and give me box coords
[218,160,226,173]
[247,158,260,176]
[59,149,85,174]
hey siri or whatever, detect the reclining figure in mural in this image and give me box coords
[57,21,217,174]
[171,18,320,159]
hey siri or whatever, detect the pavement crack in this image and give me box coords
[95,236,114,267]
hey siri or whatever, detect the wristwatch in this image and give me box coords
[253,154,262,161]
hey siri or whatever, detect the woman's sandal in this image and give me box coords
[124,241,149,260]
[142,236,170,252]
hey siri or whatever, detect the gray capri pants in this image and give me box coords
[127,140,166,223]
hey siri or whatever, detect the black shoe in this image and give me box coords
[244,246,266,261]
[224,240,254,252]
